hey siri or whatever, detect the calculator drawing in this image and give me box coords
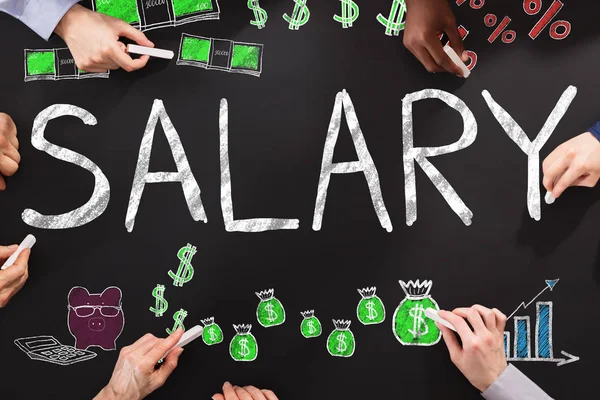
[14,335,97,366]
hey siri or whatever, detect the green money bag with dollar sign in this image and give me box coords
[393,280,441,346]
[300,310,322,338]
[356,287,386,325]
[326,320,355,357]
[256,289,286,327]
[201,317,223,346]
[229,324,258,362]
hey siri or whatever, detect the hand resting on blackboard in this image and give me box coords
[438,306,553,399]
[94,328,185,400]
[404,0,469,77]
[0,113,20,191]
[212,381,279,400]
[543,130,600,200]
[53,4,154,74]
[0,245,30,308]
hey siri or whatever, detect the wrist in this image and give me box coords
[94,385,119,400]
[478,363,508,392]
[54,4,85,39]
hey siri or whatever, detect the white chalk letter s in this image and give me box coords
[403,89,477,226]
[482,86,577,221]
[125,99,207,232]
[22,105,110,229]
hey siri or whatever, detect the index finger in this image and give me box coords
[117,22,154,47]
[222,382,239,400]
[542,149,574,192]
[425,37,463,76]
[438,310,475,341]
[110,45,150,72]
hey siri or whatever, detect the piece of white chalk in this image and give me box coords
[160,325,203,362]
[127,44,174,60]
[544,190,556,205]
[1,234,36,270]
[443,44,470,78]
[424,308,457,332]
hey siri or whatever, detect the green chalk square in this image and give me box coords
[231,44,260,71]
[173,0,213,17]
[96,0,139,24]
[26,51,55,76]
[181,36,211,63]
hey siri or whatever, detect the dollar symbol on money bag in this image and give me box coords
[356,287,386,325]
[166,308,187,335]
[149,284,168,317]
[333,0,359,29]
[392,280,441,346]
[300,310,322,338]
[168,243,196,287]
[326,320,355,357]
[256,289,286,327]
[377,0,407,36]
[283,0,310,31]
[201,317,223,346]
[248,0,268,29]
[229,324,258,362]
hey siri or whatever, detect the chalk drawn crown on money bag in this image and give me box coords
[392,280,441,346]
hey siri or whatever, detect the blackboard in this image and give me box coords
[1,1,599,398]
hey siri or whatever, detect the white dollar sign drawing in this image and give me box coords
[265,303,278,322]
[408,305,428,338]
[336,332,347,353]
[366,300,378,320]
[307,320,316,334]
[239,338,250,357]
[208,327,217,342]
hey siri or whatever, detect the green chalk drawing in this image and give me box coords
[96,0,140,25]
[256,289,286,327]
[283,0,310,30]
[168,243,196,287]
[248,0,268,29]
[181,37,211,62]
[27,51,55,76]
[173,0,213,17]
[230,324,258,362]
[333,0,359,28]
[149,284,168,317]
[231,45,260,70]
[377,0,407,36]
[300,310,322,338]
[392,280,441,346]
[201,317,224,346]
[326,320,355,357]
[166,308,187,335]
[357,287,386,325]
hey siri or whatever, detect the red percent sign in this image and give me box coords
[456,0,485,9]
[524,0,571,40]
[484,14,516,44]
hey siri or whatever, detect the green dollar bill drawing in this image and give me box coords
[94,0,140,25]
[256,289,286,327]
[201,317,224,345]
[393,280,441,346]
[326,320,355,357]
[357,287,386,325]
[149,284,168,317]
[24,48,109,82]
[230,324,258,362]
[300,310,322,338]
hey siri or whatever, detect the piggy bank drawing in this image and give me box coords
[67,286,124,351]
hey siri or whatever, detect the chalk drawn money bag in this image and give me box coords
[392,280,441,346]
[255,288,285,327]
[229,324,258,362]
[300,310,322,338]
[356,287,386,325]
[201,317,223,346]
[326,320,355,357]
[67,286,124,350]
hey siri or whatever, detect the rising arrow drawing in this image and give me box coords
[507,279,559,320]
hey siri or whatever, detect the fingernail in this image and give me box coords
[224,381,231,387]
[212,397,217,400]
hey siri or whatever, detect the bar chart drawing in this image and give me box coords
[503,279,579,367]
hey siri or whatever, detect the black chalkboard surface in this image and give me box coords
[0,1,599,399]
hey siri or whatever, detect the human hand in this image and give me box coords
[212,382,279,400]
[404,0,468,76]
[438,305,508,392]
[0,246,30,307]
[54,4,154,73]
[0,113,20,191]
[95,329,185,400]
[542,132,600,199]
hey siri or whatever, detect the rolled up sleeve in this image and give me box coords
[0,0,80,40]
[481,364,553,400]
[589,121,600,143]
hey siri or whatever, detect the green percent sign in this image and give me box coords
[283,0,310,31]
[166,308,187,335]
[334,0,359,29]
[377,0,407,36]
[248,0,268,29]
[168,243,196,287]
[149,284,168,317]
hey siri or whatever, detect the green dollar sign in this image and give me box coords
[283,0,310,31]
[377,0,407,36]
[333,0,359,28]
[166,308,187,335]
[149,284,168,317]
[168,243,196,287]
[248,0,268,29]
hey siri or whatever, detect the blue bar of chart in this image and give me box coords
[536,302,552,359]
[514,316,531,359]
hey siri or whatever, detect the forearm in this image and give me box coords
[0,0,79,40]
[481,364,553,400]
[589,121,600,142]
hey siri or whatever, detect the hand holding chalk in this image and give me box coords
[127,44,174,60]
[160,325,203,362]
[443,44,470,78]
[2,235,35,270]
[425,308,457,332]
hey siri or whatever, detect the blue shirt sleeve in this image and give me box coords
[0,0,80,40]
[589,121,600,142]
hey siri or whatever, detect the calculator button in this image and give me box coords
[42,351,54,355]
[59,356,68,360]
[53,349,62,353]
[76,351,85,355]
[49,354,60,359]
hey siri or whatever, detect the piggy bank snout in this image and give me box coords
[88,317,106,331]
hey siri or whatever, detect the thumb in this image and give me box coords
[0,244,18,260]
[14,248,30,269]
[438,323,462,362]
[445,25,468,63]
[117,23,154,47]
